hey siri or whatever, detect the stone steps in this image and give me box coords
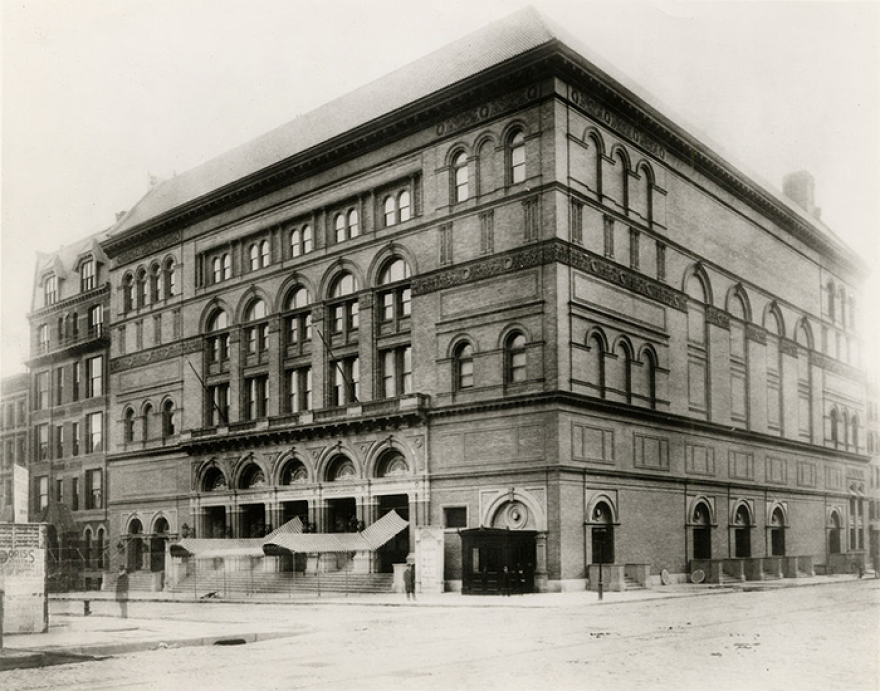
[170,570,394,596]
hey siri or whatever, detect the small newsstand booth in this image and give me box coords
[460,527,536,595]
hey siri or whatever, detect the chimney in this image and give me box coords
[783,171,821,219]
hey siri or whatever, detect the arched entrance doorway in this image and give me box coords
[591,501,615,564]
[151,517,169,573]
[770,507,786,556]
[128,519,144,571]
[733,505,751,558]
[829,511,842,555]
[692,503,712,560]
[374,450,411,573]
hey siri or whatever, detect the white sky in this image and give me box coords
[2,0,879,379]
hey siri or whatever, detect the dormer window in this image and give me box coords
[80,259,95,292]
[44,275,58,306]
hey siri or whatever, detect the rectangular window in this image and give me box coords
[331,357,359,406]
[44,276,57,306]
[439,223,453,266]
[154,314,163,345]
[72,362,81,402]
[136,320,144,350]
[81,260,95,292]
[72,477,80,511]
[287,367,312,413]
[245,376,269,420]
[71,422,80,456]
[603,214,614,258]
[54,425,64,458]
[444,506,468,529]
[35,372,49,410]
[629,228,640,270]
[382,346,412,398]
[570,199,583,244]
[86,412,103,454]
[55,478,64,503]
[37,475,49,511]
[56,367,65,405]
[86,356,103,397]
[36,424,49,460]
[208,383,230,426]
[89,305,103,333]
[86,469,102,510]
[480,210,494,255]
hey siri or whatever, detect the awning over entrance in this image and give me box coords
[263,510,408,555]
[170,517,305,559]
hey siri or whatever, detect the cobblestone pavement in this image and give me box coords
[3,579,878,690]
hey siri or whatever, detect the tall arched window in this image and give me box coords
[164,259,175,298]
[398,191,411,222]
[634,347,657,409]
[770,507,786,556]
[829,407,839,446]
[142,403,153,441]
[607,340,632,403]
[136,269,147,308]
[284,286,312,352]
[453,151,469,202]
[260,240,270,267]
[335,213,346,243]
[455,342,474,391]
[244,299,269,356]
[162,400,175,437]
[122,274,134,312]
[795,321,813,441]
[329,273,359,340]
[84,529,93,568]
[508,130,525,185]
[851,414,860,452]
[728,292,749,427]
[585,332,605,398]
[692,502,712,560]
[685,273,710,418]
[150,264,162,303]
[123,408,135,443]
[826,280,836,321]
[206,309,230,364]
[378,258,411,328]
[478,138,495,196]
[384,196,396,226]
[348,209,359,238]
[249,244,260,271]
[505,332,527,384]
[765,309,784,434]
[290,227,302,257]
[96,528,106,570]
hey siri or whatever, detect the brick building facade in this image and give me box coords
[24,9,875,591]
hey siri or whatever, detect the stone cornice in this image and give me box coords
[27,285,109,322]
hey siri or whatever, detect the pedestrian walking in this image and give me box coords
[404,563,416,601]
[115,565,129,619]
[501,565,511,596]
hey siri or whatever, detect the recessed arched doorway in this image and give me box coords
[151,517,169,573]
[692,503,712,560]
[733,505,752,558]
[591,501,615,565]
[128,519,144,571]
[770,507,786,556]
[376,494,410,572]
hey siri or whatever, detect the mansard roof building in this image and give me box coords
[30,8,873,592]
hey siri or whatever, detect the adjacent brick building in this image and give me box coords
[24,8,874,591]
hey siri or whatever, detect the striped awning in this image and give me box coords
[263,510,408,555]
[170,538,265,559]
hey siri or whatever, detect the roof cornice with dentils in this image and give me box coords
[101,7,868,281]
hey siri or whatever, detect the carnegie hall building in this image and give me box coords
[28,8,876,592]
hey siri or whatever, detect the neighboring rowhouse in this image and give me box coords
[1,372,29,522]
[27,8,873,592]
[26,230,111,589]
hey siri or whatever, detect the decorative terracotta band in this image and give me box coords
[746,324,767,345]
[110,336,202,373]
[705,306,729,330]
[779,339,799,357]
[434,84,540,138]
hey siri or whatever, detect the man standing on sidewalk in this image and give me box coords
[115,565,129,618]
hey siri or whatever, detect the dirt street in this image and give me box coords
[5,581,878,691]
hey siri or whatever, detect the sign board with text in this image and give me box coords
[0,522,48,634]
[415,526,445,594]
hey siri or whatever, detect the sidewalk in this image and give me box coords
[2,572,874,671]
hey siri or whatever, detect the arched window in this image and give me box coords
[326,455,356,482]
[142,403,153,441]
[375,451,408,478]
[164,259,176,298]
[239,463,266,490]
[766,309,783,433]
[203,466,227,492]
[84,529,93,568]
[348,209,359,238]
[830,407,839,446]
[96,527,106,569]
[795,321,813,440]
[136,269,147,308]
[508,130,525,184]
[124,408,135,443]
[851,414,860,452]
[302,226,313,254]
[260,240,270,267]
[378,258,411,327]
[122,274,134,312]
[826,280,836,321]
[212,257,222,284]
[478,138,495,196]
[290,227,302,257]
[329,273,359,339]
[632,163,652,222]
[285,286,312,350]
[335,213,346,243]
[685,273,710,417]
[162,400,175,437]
[728,293,749,426]
[281,460,309,485]
[150,264,162,303]
[584,332,605,398]
[838,288,847,326]
[455,342,474,391]
[635,347,657,409]
[398,190,411,222]
[384,196,396,226]
[453,151,469,202]
[244,299,268,355]
[222,254,231,280]
[249,244,260,271]
[206,309,230,363]
[505,332,527,384]
[608,340,632,403]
